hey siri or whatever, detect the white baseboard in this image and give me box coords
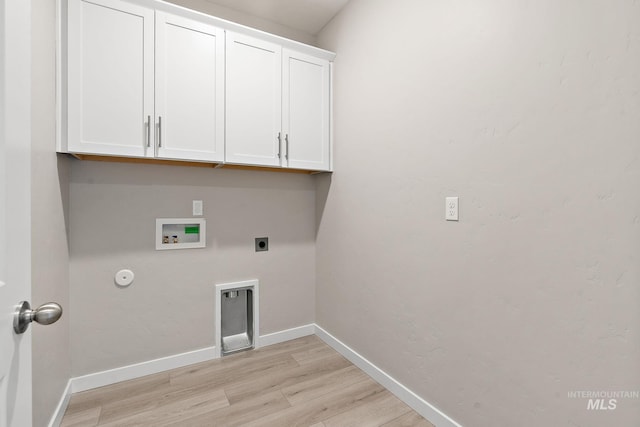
[48,379,72,427]
[65,322,316,398]
[70,345,217,394]
[64,323,315,396]
[258,324,315,348]
[314,325,463,427]
[50,323,459,427]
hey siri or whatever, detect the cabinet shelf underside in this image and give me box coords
[67,153,329,175]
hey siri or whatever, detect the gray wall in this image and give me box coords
[316,1,640,426]
[31,1,72,426]
[34,0,320,417]
[69,162,316,376]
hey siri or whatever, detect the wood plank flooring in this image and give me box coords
[60,335,434,427]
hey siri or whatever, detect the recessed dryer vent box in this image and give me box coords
[156,218,206,250]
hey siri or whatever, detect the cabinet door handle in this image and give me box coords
[285,134,289,160]
[277,132,281,158]
[146,115,151,147]
[158,116,162,148]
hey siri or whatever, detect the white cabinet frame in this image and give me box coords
[66,0,155,157]
[155,12,225,162]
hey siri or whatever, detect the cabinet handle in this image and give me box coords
[146,115,151,147]
[285,134,289,160]
[158,116,162,148]
[277,132,281,158]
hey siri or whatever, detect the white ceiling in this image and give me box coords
[204,0,349,35]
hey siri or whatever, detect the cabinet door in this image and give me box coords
[67,0,154,157]
[225,32,282,167]
[155,12,224,162]
[282,49,331,171]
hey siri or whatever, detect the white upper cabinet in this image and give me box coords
[66,0,224,161]
[67,0,154,157]
[62,0,334,171]
[282,49,331,171]
[226,34,332,171]
[225,32,282,167]
[155,12,224,162]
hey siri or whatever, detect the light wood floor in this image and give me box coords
[60,335,435,427]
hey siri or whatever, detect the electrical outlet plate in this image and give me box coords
[255,237,269,252]
[446,197,459,221]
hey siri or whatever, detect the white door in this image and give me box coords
[1,0,33,426]
[225,32,282,167]
[282,49,331,171]
[155,12,224,162]
[67,0,154,158]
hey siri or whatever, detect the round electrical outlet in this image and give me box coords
[115,269,135,287]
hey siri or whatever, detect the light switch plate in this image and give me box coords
[446,197,459,221]
[193,200,203,216]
